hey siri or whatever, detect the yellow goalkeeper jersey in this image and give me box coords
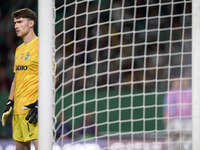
[13,37,38,115]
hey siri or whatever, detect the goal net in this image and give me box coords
[51,0,193,149]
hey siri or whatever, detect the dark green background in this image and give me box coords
[54,89,165,132]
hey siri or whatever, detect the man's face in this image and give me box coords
[14,17,33,37]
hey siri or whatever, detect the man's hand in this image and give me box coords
[0,99,14,127]
[22,100,38,124]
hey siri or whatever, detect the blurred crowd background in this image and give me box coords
[54,0,192,92]
[0,0,192,139]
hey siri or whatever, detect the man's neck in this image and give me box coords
[23,30,37,44]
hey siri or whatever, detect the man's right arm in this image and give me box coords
[8,74,16,101]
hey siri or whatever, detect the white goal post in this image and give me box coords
[192,0,200,149]
[38,0,53,150]
[38,0,199,150]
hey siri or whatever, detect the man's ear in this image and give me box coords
[29,20,34,28]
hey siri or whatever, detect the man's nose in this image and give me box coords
[14,23,18,29]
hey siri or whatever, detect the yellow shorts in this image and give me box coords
[12,115,38,142]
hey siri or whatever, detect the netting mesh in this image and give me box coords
[53,0,192,149]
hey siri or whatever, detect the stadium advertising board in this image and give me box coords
[0,138,166,150]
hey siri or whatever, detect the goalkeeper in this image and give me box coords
[0,8,39,150]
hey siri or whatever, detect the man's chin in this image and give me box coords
[17,34,22,37]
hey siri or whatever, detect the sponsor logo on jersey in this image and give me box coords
[25,53,30,60]
[21,54,24,59]
[16,65,28,71]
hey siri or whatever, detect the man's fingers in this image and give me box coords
[22,106,29,110]
[1,114,6,127]
[25,109,33,120]
[0,107,13,127]
[0,100,14,127]
[22,105,31,110]
[29,113,36,123]
[33,116,38,124]
[23,100,38,124]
